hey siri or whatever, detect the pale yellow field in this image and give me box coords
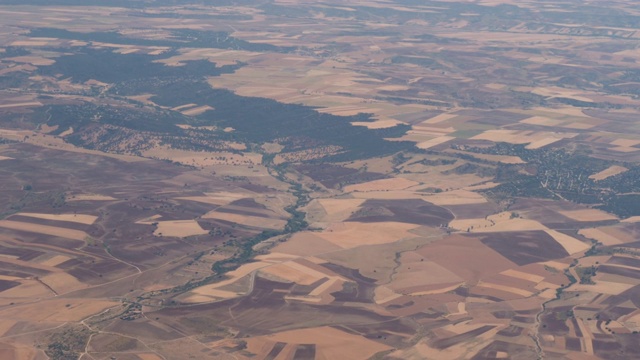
[0,280,52,299]
[352,119,404,129]
[172,103,198,111]
[448,218,494,231]
[0,220,87,240]
[308,277,342,297]
[0,101,42,109]
[476,218,548,232]
[559,209,618,222]
[343,177,419,192]
[450,211,547,232]
[6,56,55,66]
[66,194,116,201]
[40,272,85,294]
[154,220,208,237]
[10,40,50,46]
[579,228,628,245]
[520,116,563,127]
[589,165,628,181]
[318,198,365,215]
[15,212,98,225]
[187,261,272,300]
[181,105,214,116]
[260,261,329,285]
[471,129,577,149]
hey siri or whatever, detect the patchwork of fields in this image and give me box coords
[1,0,640,359]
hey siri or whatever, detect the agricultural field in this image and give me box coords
[1,0,640,360]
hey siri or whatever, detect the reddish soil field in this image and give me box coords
[295,164,387,188]
[469,231,569,266]
[346,199,454,226]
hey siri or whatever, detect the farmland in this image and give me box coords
[1,0,640,359]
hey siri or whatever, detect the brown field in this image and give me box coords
[181,105,214,116]
[246,326,392,360]
[352,119,405,129]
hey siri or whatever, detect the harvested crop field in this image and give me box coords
[14,212,98,225]
[153,220,209,238]
[0,220,87,240]
[316,221,420,249]
[589,165,628,181]
[344,177,419,192]
[346,198,453,226]
[417,235,517,284]
[246,326,392,360]
[559,209,618,222]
